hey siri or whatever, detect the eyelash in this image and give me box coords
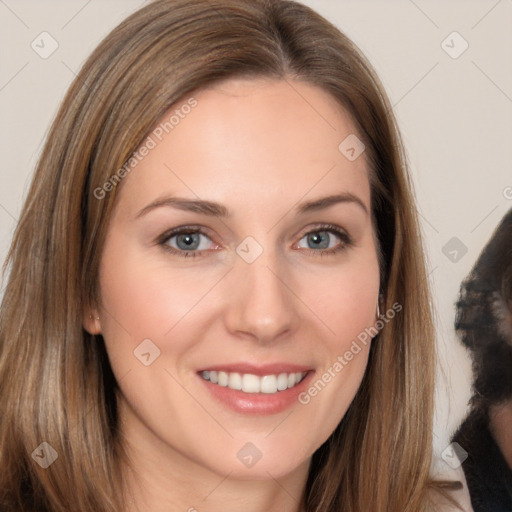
[156,223,353,259]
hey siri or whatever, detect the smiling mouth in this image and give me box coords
[200,370,308,394]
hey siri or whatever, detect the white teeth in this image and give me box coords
[218,371,229,387]
[201,370,307,394]
[242,373,260,393]
[277,373,288,391]
[261,375,277,394]
[228,372,242,390]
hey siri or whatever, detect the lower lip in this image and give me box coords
[198,371,314,415]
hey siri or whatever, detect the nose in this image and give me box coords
[223,248,300,346]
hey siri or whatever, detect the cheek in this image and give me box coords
[300,258,380,346]
[292,256,379,431]
[98,236,220,346]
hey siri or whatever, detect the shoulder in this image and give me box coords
[429,455,474,512]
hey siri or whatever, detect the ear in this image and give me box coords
[83,304,102,335]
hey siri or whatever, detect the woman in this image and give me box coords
[452,207,512,510]
[0,0,462,510]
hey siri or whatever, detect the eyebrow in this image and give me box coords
[135,192,368,219]
[297,193,368,215]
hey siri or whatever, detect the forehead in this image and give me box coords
[113,77,370,216]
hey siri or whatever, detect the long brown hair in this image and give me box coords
[0,0,457,510]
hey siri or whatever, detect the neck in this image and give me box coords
[489,401,512,470]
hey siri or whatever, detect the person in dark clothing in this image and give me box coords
[452,207,512,511]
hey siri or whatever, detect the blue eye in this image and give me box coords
[159,227,217,258]
[299,231,337,250]
[297,225,352,256]
[157,224,352,259]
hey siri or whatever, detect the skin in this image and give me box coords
[84,77,380,512]
[490,401,512,469]
[489,303,512,470]
[489,299,512,469]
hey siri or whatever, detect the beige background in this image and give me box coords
[1,0,511,478]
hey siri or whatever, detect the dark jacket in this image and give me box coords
[453,408,512,511]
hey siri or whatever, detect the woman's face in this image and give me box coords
[86,78,380,481]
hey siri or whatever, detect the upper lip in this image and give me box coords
[198,363,313,376]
